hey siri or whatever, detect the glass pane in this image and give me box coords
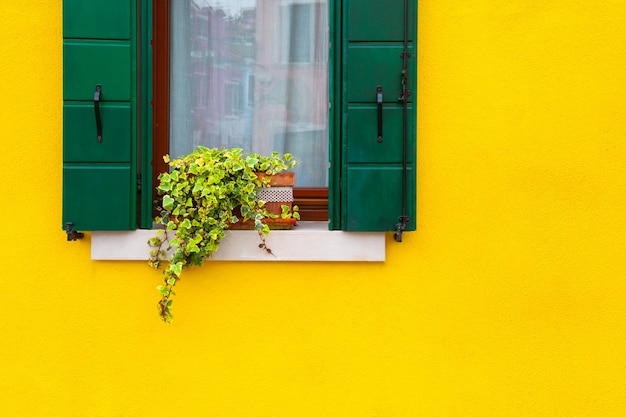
[170,0,329,187]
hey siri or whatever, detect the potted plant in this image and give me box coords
[148,146,299,323]
[230,169,299,230]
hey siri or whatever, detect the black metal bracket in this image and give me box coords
[398,71,412,102]
[94,84,103,143]
[398,53,412,102]
[394,216,410,243]
[65,222,84,241]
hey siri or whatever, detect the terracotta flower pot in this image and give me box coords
[229,172,297,230]
[255,171,295,186]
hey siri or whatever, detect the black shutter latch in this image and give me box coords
[94,84,103,143]
[377,85,383,143]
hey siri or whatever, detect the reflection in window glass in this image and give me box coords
[170,0,329,187]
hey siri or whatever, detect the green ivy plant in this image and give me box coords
[281,204,300,220]
[148,146,297,323]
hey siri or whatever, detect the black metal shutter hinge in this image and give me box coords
[394,0,411,243]
[65,222,84,241]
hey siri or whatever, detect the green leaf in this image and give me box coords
[157,183,172,193]
[170,262,183,277]
[186,243,199,253]
[245,155,259,166]
[162,195,174,211]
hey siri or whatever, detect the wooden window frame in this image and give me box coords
[151,0,328,221]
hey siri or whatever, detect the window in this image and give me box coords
[224,82,244,116]
[62,0,417,236]
[153,0,330,221]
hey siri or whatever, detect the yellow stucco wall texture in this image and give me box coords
[1,1,625,416]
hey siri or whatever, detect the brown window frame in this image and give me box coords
[151,0,328,221]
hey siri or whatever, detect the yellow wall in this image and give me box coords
[1,1,625,416]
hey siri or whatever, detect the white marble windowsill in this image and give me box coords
[91,222,385,262]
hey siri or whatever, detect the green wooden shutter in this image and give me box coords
[334,0,417,234]
[62,0,137,233]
